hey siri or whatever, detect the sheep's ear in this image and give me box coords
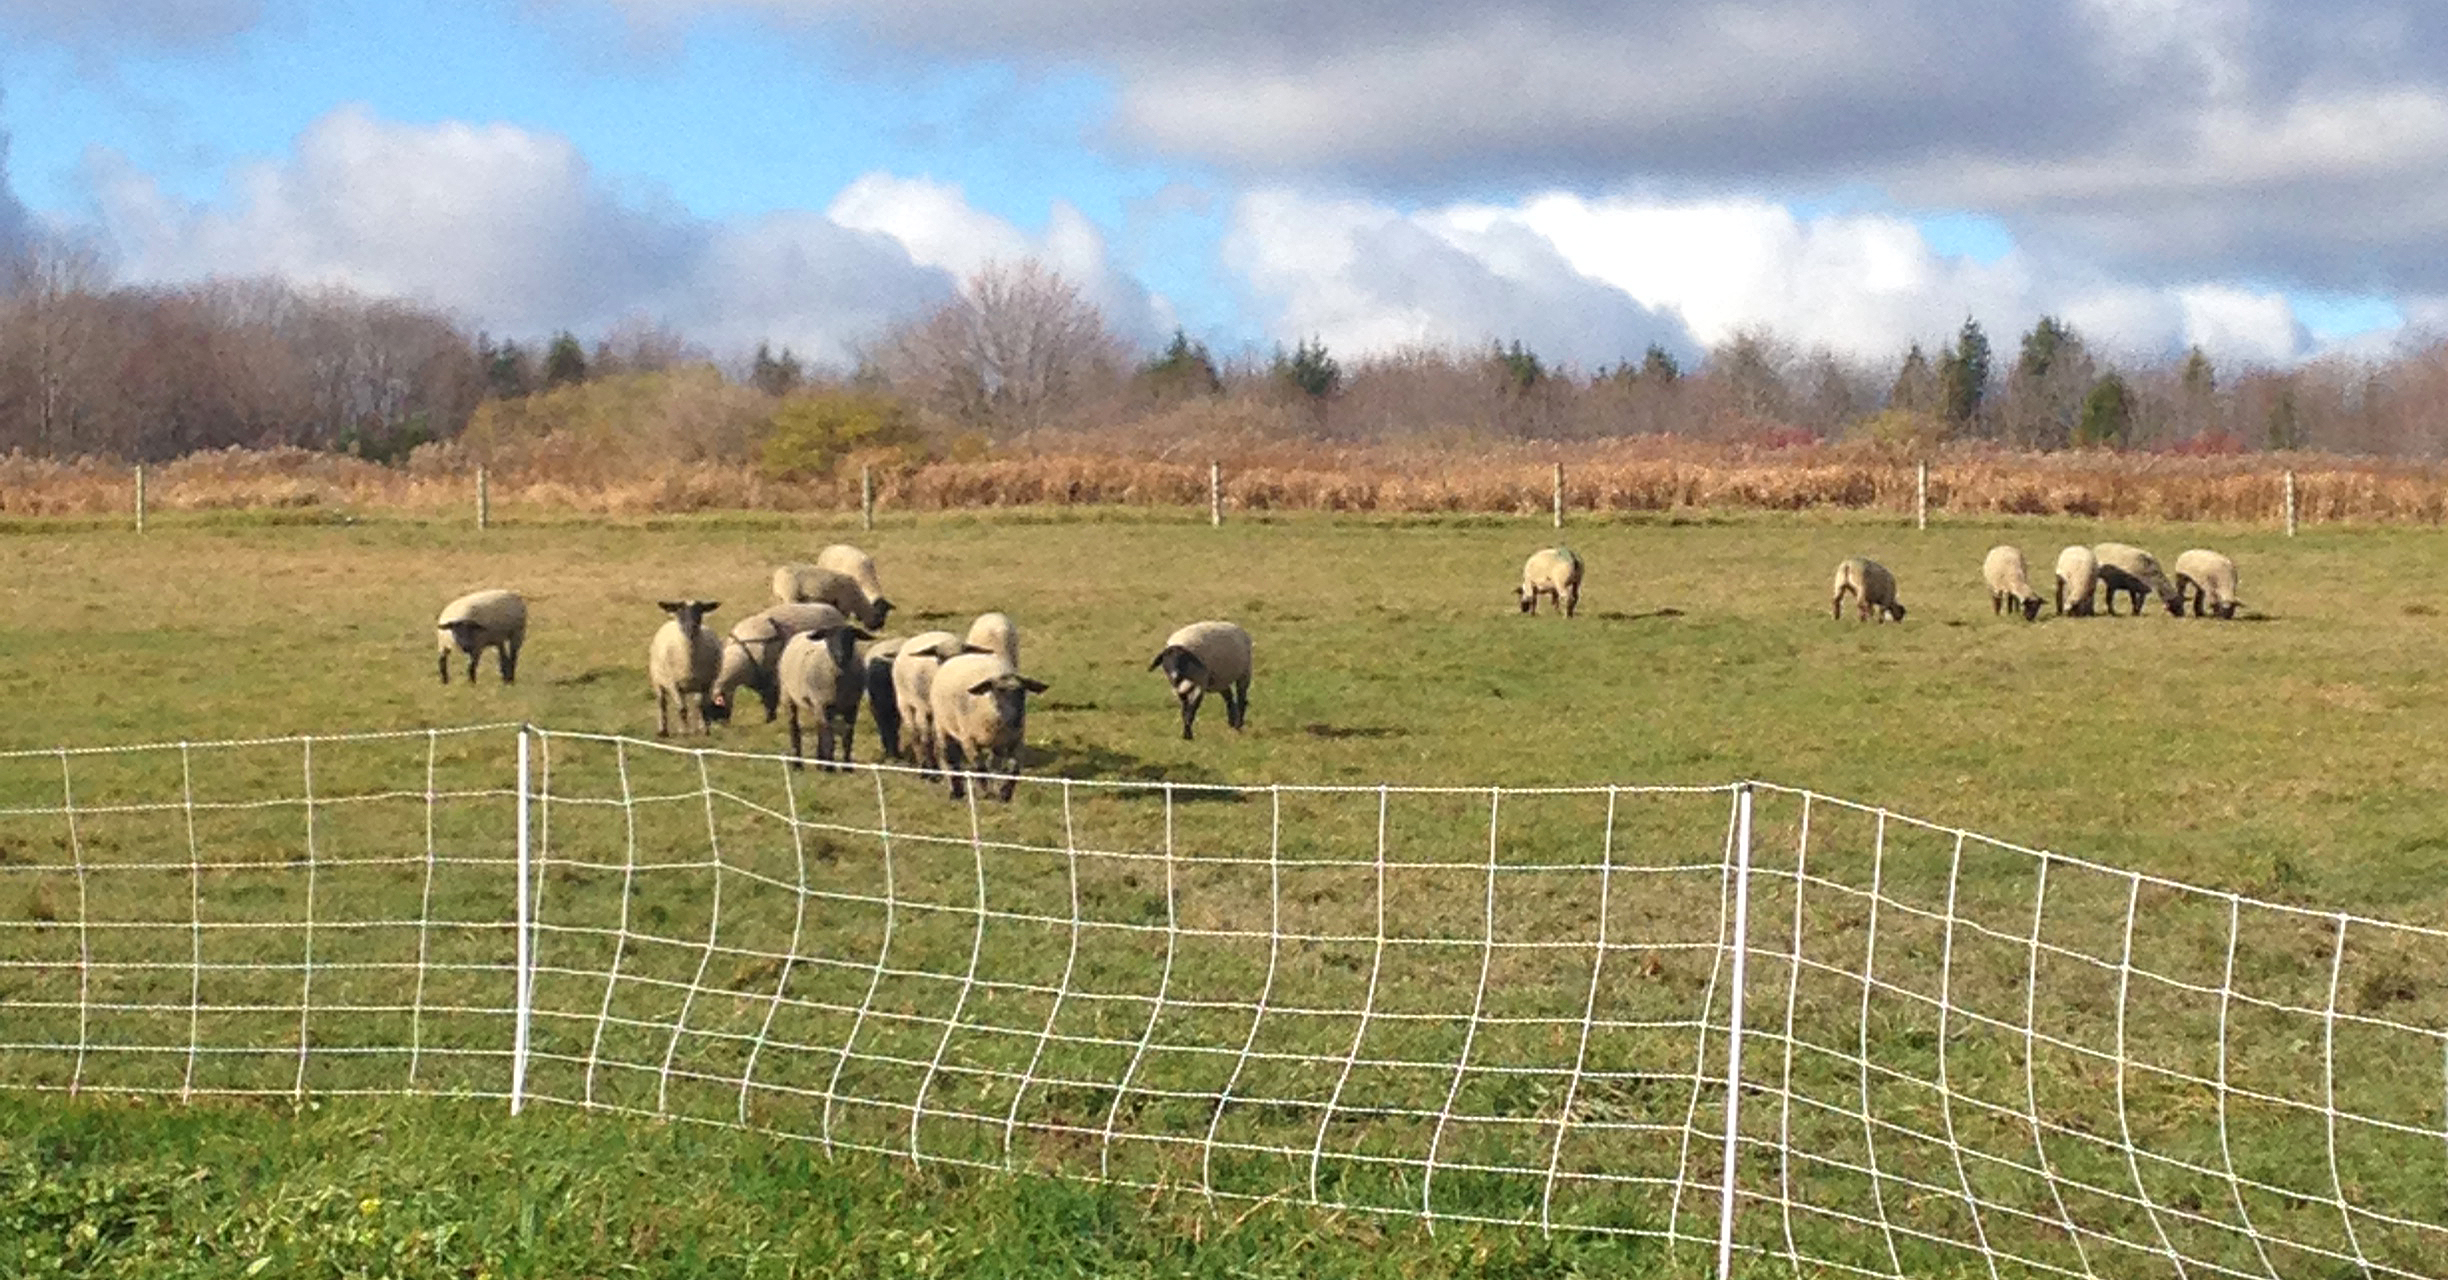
[1149,645,1181,672]
[966,677,999,696]
[700,600,721,613]
[848,626,875,640]
[657,600,684,613]
[1018,676,1049,694]
[962,643,995,655]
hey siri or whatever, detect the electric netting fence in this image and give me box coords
[1,724,2442,1278]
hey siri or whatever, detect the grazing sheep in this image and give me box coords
[927,652,1048,801]
[1515,547,1584,617]
[1830,557,1906,622]
[711,602,852,722]
[2093,542,2183,616]
[436,589,527,684]
[776,627,866,770]
[863,637,907,760]
[1150,621,1253,741]
[814,544,891,617]
[2055,545,2099,617]
[2173,549,2243,619]
[770,563,891,630]
[1982,546,2045,622]
[890,630,967,774]
[962,611,1019,665]
[648,599,724,737]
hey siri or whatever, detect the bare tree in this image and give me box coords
[873,259,1124,435]
[0,234,110,454]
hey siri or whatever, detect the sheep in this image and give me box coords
[710,603,852,723]
[890,630,968,774]
[2173,549,2243,619]
[2054,546,2099,617]
[2093,542,2183,616]
[776,626,866,770]
[648,599,724,737]
[927,652,1048,801]
[814,544,891,616]
[962,611,1019,665]
[1830,557,1906,622]
[436,589,527,684]
[1515,547,1584,617]
[770,563,891,630]
[1982,546,2045,622]
[1150,621,1253,741]
[863,637,907,760]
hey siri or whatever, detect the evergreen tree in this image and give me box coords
[1938,316,1990,429]
[1641,343,1680,382]
[2076,373,2133,448]
[2266,383,2302,450]
[750,342,805,397]
[1273,337,1340,399]
[543,331,589,388]
[1493,339,1544,394]
[481,337,534,399]
[1139,329,1223,398]
[1889,343,1936,415]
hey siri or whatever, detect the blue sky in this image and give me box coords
[6,0,2444,371]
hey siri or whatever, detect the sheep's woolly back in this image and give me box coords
[436,589,526,650]
[929,652,1035,753]
[775,629,863,717]
[1830,557,1902,617]
[732,602,849,648]
[891,629,964,743]
[814,544,886,600]
[1159,621,1253,691]
[771,563,889,628]
[2093,542,2182,605]
[1521,547,1582,591]
[964,612,1020,666]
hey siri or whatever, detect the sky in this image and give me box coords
[3,0,2445,373]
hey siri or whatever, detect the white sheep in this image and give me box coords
[2055,545,2099,616]
[2173,549,2243,619]
[962,611,1019,665]
[776,626,867,770]
[770,563,891,630]
[927,652,1048,801]
[815,544,890,613]
[1515,547,1584,617]
[436,589,527,684]
[648,599,723,737]
[711,602,853,722]
[1150,621,1252,741]
[1830,557,1906,622]
[890,630,967,774]
[1982,546,2044,622]
[863,637,907,760]
[2093,542,2182,616]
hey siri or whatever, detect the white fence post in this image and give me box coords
[1716,783,1755,1280]
[861,464,875,532]
[510,725,533,1115]
[1553,462,1564,529]
[135,464,147,533]
[1916,461,1929,531]
[2285,469,2298,537]
[1210,460,1223,527]
[478,466,491,531]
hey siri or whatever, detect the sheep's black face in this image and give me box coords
[2161,596,2183,617]
[1887,604,1908,622]
[1515,589,1535,614]
[703,696,733,724]
[2021,597,2042,622]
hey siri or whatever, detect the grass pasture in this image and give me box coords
[4,508,2448,1278]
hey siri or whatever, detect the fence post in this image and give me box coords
[1553,462,1564,529]
[478,467,491,531]
[1916,460,1929,531]
[135,464,147,533]
[510,726,533,1115]
[2284,469,2298,537]
[861,464,875,532]
[1715,783,1755,1280]
[1210,460,1222,527]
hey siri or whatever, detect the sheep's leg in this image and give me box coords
[787,704,806,770]
[466,652,481,682]
[815,717,836,772]
[1565,585,1579,618]
[1180,689,1203,741]
[996,752,1018,803]
[500,640,520,684]
[657,689,673,738]
[438,650,451,685]
[1228,677,1250,730]
[942,739,968,799]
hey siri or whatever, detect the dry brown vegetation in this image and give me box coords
[10,434,2448,526]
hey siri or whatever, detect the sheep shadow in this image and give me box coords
[548,666,622,687]
[1026,741,1242,801]
[1302,723,1404,740]
[1591,607,1684,622]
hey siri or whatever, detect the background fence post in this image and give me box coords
[1210,460,1222,527]
[1915,461,1929,531]
[1715,783,1754,1280]
[2285,469,2298,537]
[135,464,146,533]
[861,464,875,532]
[510,726,533,1115]
[1553,462,1564,529]
[478,466,491,531]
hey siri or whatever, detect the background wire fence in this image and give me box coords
[2,725,2442,1278]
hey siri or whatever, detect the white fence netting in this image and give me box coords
[1,723,2442,1278]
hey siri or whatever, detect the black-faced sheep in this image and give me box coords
[1515,548,1583,616]
[927,652,1047,801]
[2093,542,2182,616]
[1983,546,2044,621]
[436,589,526,684]
[2173,549,2242,619]
[1150,621,1253,741]
[1831,557,1906,622]
[649,599,723,737]
[2054,546,2098,617]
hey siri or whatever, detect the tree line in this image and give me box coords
[5,234,2444,465]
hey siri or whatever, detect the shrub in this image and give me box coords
[757,391,925,481]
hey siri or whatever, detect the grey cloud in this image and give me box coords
[0,98,30,258]
[0,0,262,50]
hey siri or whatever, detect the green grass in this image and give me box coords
[3,507,2447,1278]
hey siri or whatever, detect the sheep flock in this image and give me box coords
[435,535,2244,799]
